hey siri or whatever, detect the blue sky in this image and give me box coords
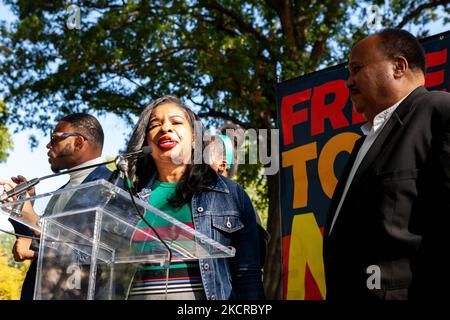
[0,1,449,231]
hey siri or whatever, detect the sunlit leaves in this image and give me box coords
[0,101,13,162]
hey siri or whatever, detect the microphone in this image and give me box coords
[121,146,152,159]
[0,147,152,202]
[108,146,152,186]
[0,178,40,202]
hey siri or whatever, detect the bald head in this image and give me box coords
[374,28,426,75]
[347,30,426,122]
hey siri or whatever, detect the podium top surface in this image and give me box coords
[1,179,235,260]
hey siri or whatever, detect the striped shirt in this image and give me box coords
[128,180,205,300]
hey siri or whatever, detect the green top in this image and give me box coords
[130,180,206,300]
[134,179,194,256]
[143,180,192,226]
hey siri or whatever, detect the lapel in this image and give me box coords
[81,165,102,183]
[43,165,108,216]
[326,86,427,237]
[43,181,70,216]
[324,136,365,234]
[345,86,426,195]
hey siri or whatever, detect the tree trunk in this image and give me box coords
[263,172,283,299]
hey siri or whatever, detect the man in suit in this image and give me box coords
[1,113,120,300]
[323,28,450,300]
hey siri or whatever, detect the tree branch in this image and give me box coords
[198,110,251,129]
[113,45,225,70]
[188,97,251,128]
[265,0,300,58]
[309,2,342,70]
[396,0,450,29]
[201,0,274,56]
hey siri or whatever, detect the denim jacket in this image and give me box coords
[138,173,265,300]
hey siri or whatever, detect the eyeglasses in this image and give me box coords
[49,132,86,145]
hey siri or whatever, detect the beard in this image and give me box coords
[48,144,73,173]
[50,165,60,173]
[50,167,61,173]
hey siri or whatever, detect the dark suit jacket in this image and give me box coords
[323,86,450,300]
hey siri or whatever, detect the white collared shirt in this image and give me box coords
[66,157,104,188]
[51,157,104,215]
[328,96,408,234]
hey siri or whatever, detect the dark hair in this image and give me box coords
[59,113,104,149]
[375,28,426,74]
[127,95,218,207]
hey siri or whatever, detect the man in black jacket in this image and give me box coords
[323,29,450,300]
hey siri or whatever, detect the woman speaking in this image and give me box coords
[126,95,264,300]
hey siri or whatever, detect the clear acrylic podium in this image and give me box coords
[0,179,235,300]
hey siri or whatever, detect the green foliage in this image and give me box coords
[0,0,447,225]
[0,101,13,163]
[1,0,447,134]
[0,0,447,298]
[240,166,269,228]
[0,234,29,300]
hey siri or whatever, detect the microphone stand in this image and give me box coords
[114,156,173,269]
[1,146,152,203]
[1,146,173,293]
[0,159,115,203]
